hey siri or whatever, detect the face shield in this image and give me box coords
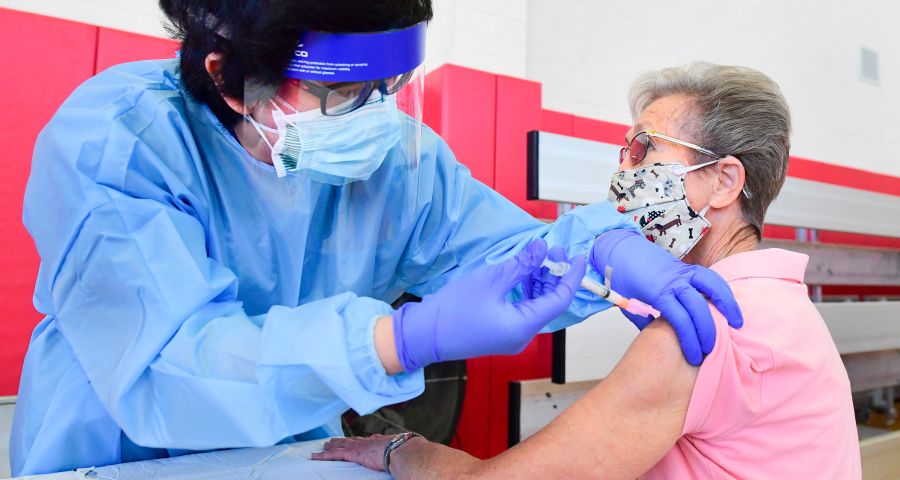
[243,22,426,180]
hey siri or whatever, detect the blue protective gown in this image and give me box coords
[10,60,636,475]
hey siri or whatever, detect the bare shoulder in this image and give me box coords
[602,319,700,409]
[484,319,705,479]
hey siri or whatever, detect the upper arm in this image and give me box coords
[478,320,699,479]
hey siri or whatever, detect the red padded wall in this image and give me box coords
[0,8,98,395]
[423,65,497,187]
[95,27,179,73]
[494,75,556,219]
[0,10,181,395]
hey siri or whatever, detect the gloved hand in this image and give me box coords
[393,239,586,371]
[590,229,743,366]
[523,245,573,300]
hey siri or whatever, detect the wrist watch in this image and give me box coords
[383,431,422,475]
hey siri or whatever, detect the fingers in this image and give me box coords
[312,437,387,470]
[323,438,347,450]
[523,275,536,299]
[655,294,703,366]
[313,438,353,461]
[516,255,586,330]
[588,229,640,277]
[311,450,349,462]
[546,245,568,262]
[690,267,743,328]
[558,254,587,296]
[533,245,569,296]
[676,288,716,355]
[496,238,549,290]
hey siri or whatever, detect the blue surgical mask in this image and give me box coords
[246,95,402,184]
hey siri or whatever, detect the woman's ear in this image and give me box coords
[205,52,246,114]
[708,155,745,209]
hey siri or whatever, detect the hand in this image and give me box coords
[523,245,572,300]
[393,239,586,371]
[590,229,743,366]
[311,435,392,471]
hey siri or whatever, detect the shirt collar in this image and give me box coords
[709,248,809,283]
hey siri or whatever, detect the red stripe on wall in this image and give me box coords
[817,231,900,250]
[788,156,900,198]
[762,225,798,241]
[540,110,574,136]
[571,116,629,145]
[822,286,900,299]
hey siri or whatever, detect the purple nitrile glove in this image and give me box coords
[523,245,571,300]
[393,239,586,371]
[590,229,743,366]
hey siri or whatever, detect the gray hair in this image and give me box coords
[628,62,792,238]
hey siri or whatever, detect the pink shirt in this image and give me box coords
[642,249,861,480]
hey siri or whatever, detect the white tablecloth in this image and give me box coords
[11,438,391,480]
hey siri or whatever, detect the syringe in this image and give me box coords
[541,259,660,318]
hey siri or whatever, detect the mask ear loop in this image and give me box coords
[274,95,301,114]
[679,160,715,222]
[244,114,278,146]
[678,159,722,217]
[245,101,289,177]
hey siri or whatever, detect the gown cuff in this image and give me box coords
[258,294,424,416]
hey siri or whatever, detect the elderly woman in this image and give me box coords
[313,63,862,479]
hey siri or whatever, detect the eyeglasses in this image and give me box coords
[620,130,754,199]
[299,70,415,116]
[619,130,720,165]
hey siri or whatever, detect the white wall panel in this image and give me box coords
[523,0,900,177]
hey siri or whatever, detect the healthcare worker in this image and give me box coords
[10,0,742,475]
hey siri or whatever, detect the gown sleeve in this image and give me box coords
[400,133,640,332]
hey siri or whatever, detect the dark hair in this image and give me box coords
[160,0,433,126]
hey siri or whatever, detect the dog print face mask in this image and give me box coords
[608,160,716,259]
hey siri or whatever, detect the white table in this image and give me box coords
[10,438,390,480]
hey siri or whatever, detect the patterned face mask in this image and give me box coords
[608,160,718,259]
